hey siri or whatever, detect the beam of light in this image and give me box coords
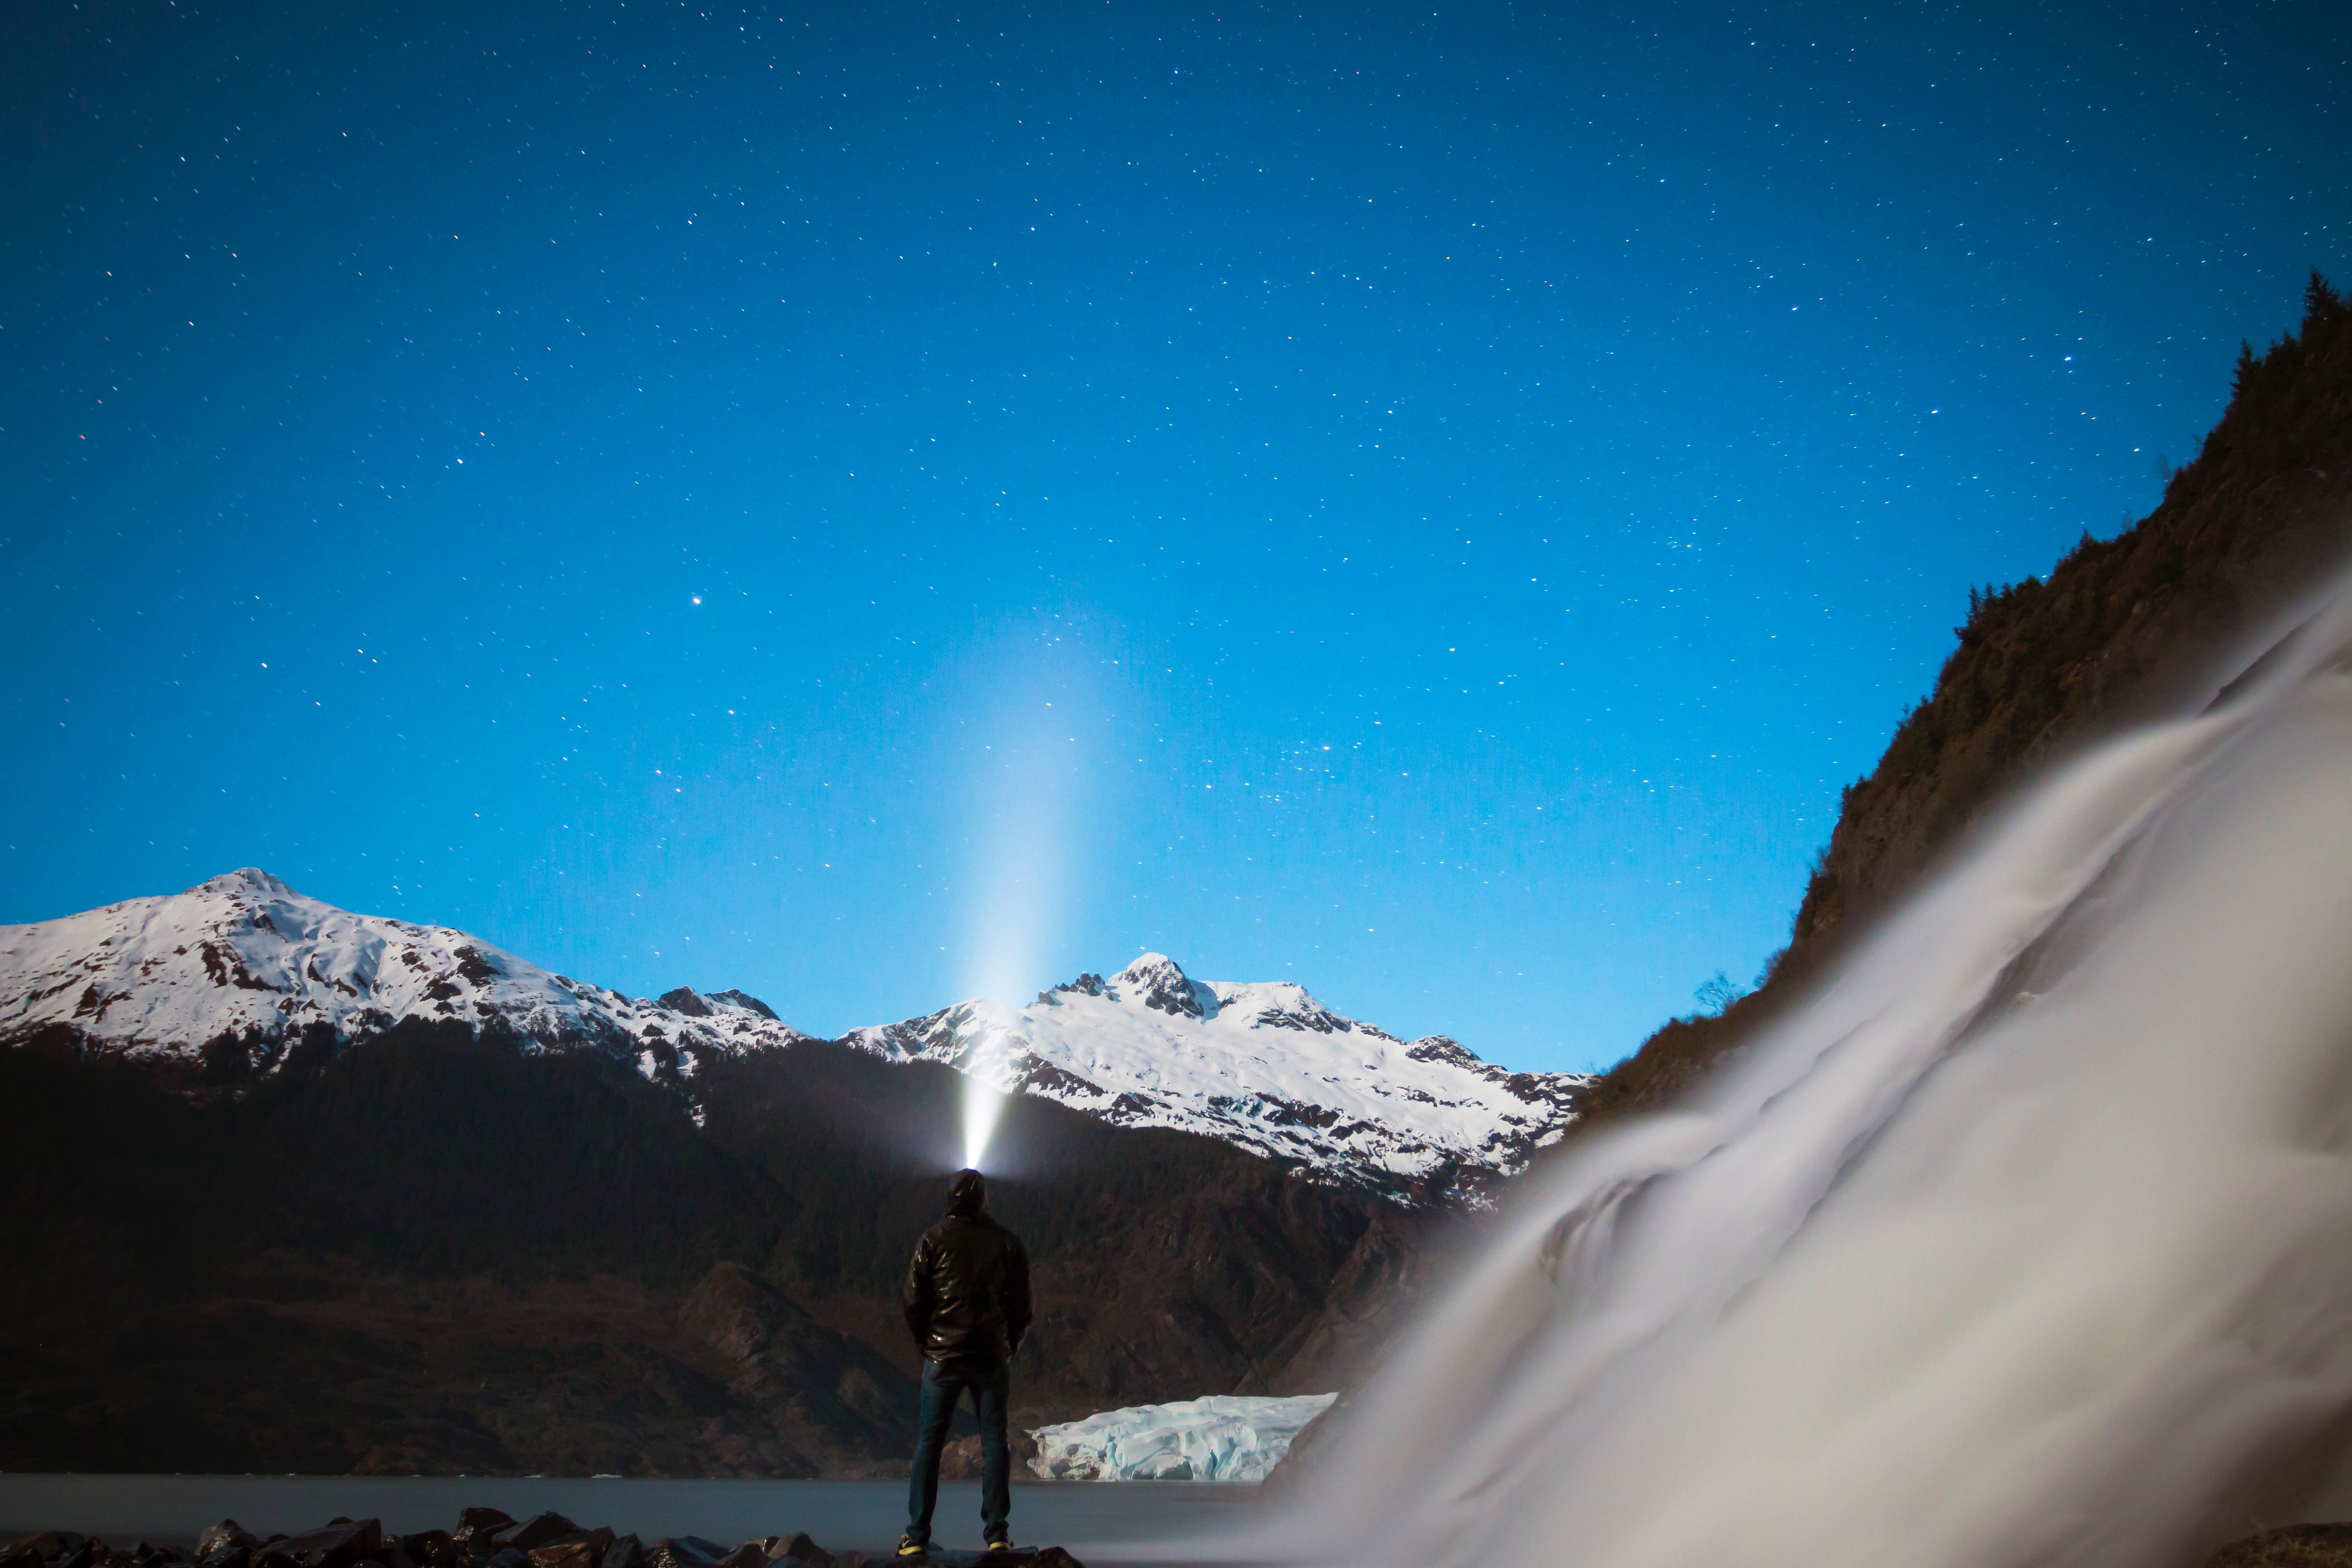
[962,1075,1007,1170]
[955,620,1101,1011]
[943,617,1111,1176]
[951,1002,1023,1171]
[1256,572,2352,1568]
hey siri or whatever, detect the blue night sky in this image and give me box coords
[3,0,2345,1072]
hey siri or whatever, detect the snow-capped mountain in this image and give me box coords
[0,868,814,1082]
[841,953,1586,1195]
[2,871,1586,1197]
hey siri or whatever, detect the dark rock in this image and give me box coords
[597,1539,644,1568]
[1118,955,1211,1019]
[526,1530,613,1568]
[761,1538,827,1568]
[196,1546,249,1568]
[196,1529,258,1560]
[707,989,779,1020]
[57,1542,100,1568]
[448,1516,511,1554]
[397,1536,451,1568]
[254,1521,381,1568]
[711,1550,763,1568]
[642,1541,729,1568]
[487,1520,577,1557]
[8,1536,87,1567]
[1028,1551,1082,1568]
[2202,1522,2352,1566]
[487,1553,528,1568]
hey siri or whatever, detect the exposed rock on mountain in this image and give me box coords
[0,869,817,1098]
[1,880,1577,1198]
[842,953,1583,1200]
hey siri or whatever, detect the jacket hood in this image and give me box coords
[949,1168,987,1218]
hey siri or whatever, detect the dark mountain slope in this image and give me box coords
[1574,274,2352,1127]
[0,1020,1438,1476]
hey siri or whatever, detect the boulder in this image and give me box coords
[253,1522,381,1568]
[642,1540,729,1568]
[7,1537,89,1568]
[526,1530,613,1568]
[449,1516,511,1554]
[710,1551,763,1568]
[195,1550,248,1568]
[397,1535,452,1568]
[1029,1551,1083,1568]
[597,1540,645,1568]
[761,1538,828,1568]
[487,1519,577,1557]
[195,1535,257,1565]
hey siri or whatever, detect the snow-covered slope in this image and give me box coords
[841,954,1586,1196]
[0,868,814,1082]
[3,873,1585,1197]
[1029,1392,1338,1482]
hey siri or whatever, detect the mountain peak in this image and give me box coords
[4,875,1584,1204]
[844,953,1588,1201]
[198,867,295,898]
[0,872,817,1092]
[1112,952,1216,1020]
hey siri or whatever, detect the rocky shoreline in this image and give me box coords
[0,1510,1082,1568]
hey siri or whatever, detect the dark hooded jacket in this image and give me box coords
[901,1172,1033,1372]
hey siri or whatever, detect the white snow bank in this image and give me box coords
[1028,1392,1337,1482]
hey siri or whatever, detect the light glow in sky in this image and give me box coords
[3,0,2345,1072]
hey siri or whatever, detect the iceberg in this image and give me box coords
[1029,1392,1338,1482]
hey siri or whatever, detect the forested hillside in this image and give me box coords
[1573,274,2352,1125]
[0,1021,1440,1476]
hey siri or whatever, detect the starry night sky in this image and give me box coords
[3,0,2346,1070]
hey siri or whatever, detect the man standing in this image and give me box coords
[900,1168,1033,1559]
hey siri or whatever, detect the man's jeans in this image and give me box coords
[906,1358,1011,1545]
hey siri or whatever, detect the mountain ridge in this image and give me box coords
[0,869,1580,1200]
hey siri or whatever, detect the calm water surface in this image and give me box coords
[0,1478,1265,1560]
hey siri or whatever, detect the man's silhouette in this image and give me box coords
[900,1168,1032,1557]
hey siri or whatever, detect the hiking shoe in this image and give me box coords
[983,1537,1014,1556]
[895,1538,929,1560]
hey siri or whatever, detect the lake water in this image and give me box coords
[0,1477,1267,1562]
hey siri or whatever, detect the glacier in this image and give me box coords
[1029,1392,1338,1482]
